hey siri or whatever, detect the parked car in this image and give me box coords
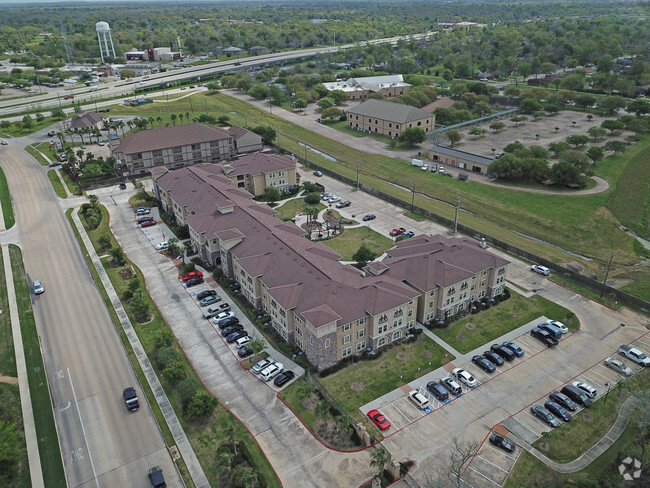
[147,466,166,488]
[136,207,150,215]
[502,341,524,357]
[226,330,248,343]
[137,216,154,224]
[572,381,597,398]
[141,220,156,228]
[561,385,593,407]
[185,277,204,287]
[489,433,515,452]
[221,324,245,337]
[451,368,477,388]
[202,306,224,319]
[430,164,438,173]
[367,409,391,430]
[544,401,572,422]
[335,200,351,209]
[235,336,252,348]
[604,357,633,376]
[2,139,10,145]
[119,181,127,190]
[531,264,550,276]
[549,391,577,412]
[538,322,562,340]
[618,345,650,366]
[327,195,340,203]
[421,164,429,171]
[483,351,504,366]
[217,319,240,332]
[401,231,415,238]
[274,370,296,387]
[425,381,450,403]
[544,320,568,334]
[530,405,562,428]
[313,171,323,177]
[199,295,220,307]
[252,357,275,374]
[490,344,515,361]
[182,271,203,282]
[213,313,237,326]
[438,166,445,174]
[196,289,217,300]
[362,214,376,221]
[440,376,462,397]
[33,280,44,295]
[155,241,168,250]
[530,327,558,347]
[389,227,406,237]
[472,355,496,373]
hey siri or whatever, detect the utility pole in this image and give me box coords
[600,251,614,298]
[411,180,416,213]
[453,196,460,234]
[356,161,360,190]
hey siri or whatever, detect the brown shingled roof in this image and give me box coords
[113,123,231,154]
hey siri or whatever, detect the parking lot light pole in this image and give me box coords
[453,196,460,234]
[604,382,610,405]
[600,251,614,298]
[411,180,416,213]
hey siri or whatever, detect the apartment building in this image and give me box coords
[222,152,298,196]
[346,99,435,138]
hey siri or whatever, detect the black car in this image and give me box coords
[196,289,218,300]
[544,401,572,422]
[489,433,515,452]
[221,324,244,337]
[426,381,450,402]
[531,405,562,428]
[238,346,253,358]
[119,180,127,190]
[217,317,239,329]
[490,344,515,361]
[561,385,592,407]
[549,391,577,412]
[226,330,248,343]
[137,216,154,224]
[440,377,462,397]
[483,351,504,366]
[185,277,204,287]
[274,370,296,387]
[362,214,376,221]
[472,355,496,373]
[148,466,166,488]
[530,327,558,347]
[502,341,524,357]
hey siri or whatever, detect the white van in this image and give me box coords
[235,336,251,348]
[408,390,430,410]
[411,158,423,167]
[260,362,283,381]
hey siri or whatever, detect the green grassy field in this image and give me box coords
[0,167,15,229]
[47,170,67,198]
[322,226,394,261]
[433,291,576,354]
[275,197,324,220]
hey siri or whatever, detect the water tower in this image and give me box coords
[96,21,116,63]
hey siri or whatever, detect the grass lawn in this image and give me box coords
[321,335,453,417]
[433,291,576,354]
[9,245,66,488]
[275,197,324,221]
[75,206,281,488]
[322,226,394,260]
[25,144,52,167]
[47,170,67,198]
[0,249,17,377]
[0,167,15,229]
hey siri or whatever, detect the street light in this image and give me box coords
[604,382,611,405]
[600,251,614,298]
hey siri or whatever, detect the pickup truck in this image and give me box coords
[618,345,650,366]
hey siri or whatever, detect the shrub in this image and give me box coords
[177,378,198,407]
[155,346,178,370]
[128,294,150,322]
[185,391,218,420]
[162,360,186,385]
[154,328,175,349]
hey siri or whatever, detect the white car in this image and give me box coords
[572,381,597,398]
[1,140,8,145]
[211,311,235,324]
[531,264,550,276]
[155,241,168,250]
[421,164,429,171]
[33,280,44,294]
[544,320,568,334]
[451,368,477,388]
[252,357,275,374]
[604,357,633,376]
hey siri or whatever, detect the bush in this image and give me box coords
[177,378,198,407]
[128,294,150,322]
[154,328,175,349]
[155,346,178,370]
[185,391,218,420]
[162,360,186,385]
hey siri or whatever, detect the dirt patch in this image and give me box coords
[303,397,317,409]
[119,268,133,280]
[582,412,593,422]
[0,375,19,385]
[457,334,467,342]
[351,382,365,392]
[421,350,432,359]
[564,261,585,273]
[538,442,550,452]
[396,352,408,360]
[465,323,476,330]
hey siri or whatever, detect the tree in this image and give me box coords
[215,450,233,475]
[170,113,177,126]
[510,115,528,126]
[550,161,583,187]
[446,129,462,147]
[565,134,589,148]
[626,100,650,117]
[206,81,220,93]
[0,420,21,469]
[247,83,269,99]
[35,112,44,123]
[520,97,542,114]
[587,126,607,141]
[185,391,217,420]
[586,146,604,164]
[109,247,126,266]
[317,97,335,111]
[559,149,590,172]
[87,194,99,208]
[263,186,281,203]
[248,338,266,359]
[321,107,344,122]
[251,125,276,144]
[22,114,33,129]
[293,98,307,111]
[575,94,596,111]
[601,119,624,134]
[352,244,377,268]
[596,96,627,116]
[329,89,347,105]
[489,121,505,133]
[437,437,481,488]
[548,142,570,157]
[504,85,520,98]
[603,140,629,155]
[303,192,321,205]
[120,69,136,79]
[370,446,392,482]
[233,467,259,488]
[468,127,487,139]
[398,127,426,145]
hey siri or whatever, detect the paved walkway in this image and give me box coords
[2,245,45,488]
[519,396,636,473]
[69,210,209,488]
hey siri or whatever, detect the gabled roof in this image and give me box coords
[430,144,495,166]
[70,112,104,130]
[423,97,455,112]
[347,99,432,124]
[113,123,231,155]
[226,153,294,176]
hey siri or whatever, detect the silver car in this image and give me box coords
[604,357,633,376]
[33,280,44,294]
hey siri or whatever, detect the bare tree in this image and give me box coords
[426,437,481,488]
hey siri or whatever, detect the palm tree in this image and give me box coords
[179,113,184,125]
[185,111,190,123]
[370,446,392,481]
[170,114,177,126]
[76,149,85,161]
[156,116,163,127]
[148,116,154,129]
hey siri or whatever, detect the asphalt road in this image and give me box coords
[0,135,179,487]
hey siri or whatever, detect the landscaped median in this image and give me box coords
[67,203,281,488]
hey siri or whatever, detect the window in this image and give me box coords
[359,318,365,325]
[296,338,303,349]
[237,175,244,181]
[173,155,183,162]
[429,290,435,297]
[342,347,352,358]
[393,318,402,327]
[407,320,414,328]
[481,280,486,287]
[209,140,221,147]
[343,323,351,331]
[379,314,388,324]
[381,324,388,333]
[378,337,386,347]
[356,341,366,351]
[470,294,475,301]
[153,158,164,165]
[191,143,201,150]
[392,331,401,340]
[447,287,456,296]
[343,335,350,344]
[394,307,403,317]
[408,309,413,317]
[324,339,330,348]
[460,281,468,290]
[428,301,434,308]
[498,267,505,275]
[471,284,475,290]
[478,291,485,298]
[296,325,302,336]
[482,270,487,275]
[192,151,202,159]
[409,299,414,305]
[172,146,182,154]
[152,149,163,157]
[358,329,365,338]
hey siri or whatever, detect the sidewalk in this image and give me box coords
[1,245,45,488]
[70,210,210,488]
[518,396,635,473]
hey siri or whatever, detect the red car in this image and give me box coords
[140,220,156,228]
[182,270,203,282]
[63,95,74,100]
[367,409,391,431]
[389,227,406,237]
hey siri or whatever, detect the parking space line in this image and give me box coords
[580,374,608,391]
[634,338,650,349]
[467,466,501,486]
[589,368,616,383]
[484,444,518,462]
[527,412,551,430]
[474,455,509,474]
[392,403,414,423]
